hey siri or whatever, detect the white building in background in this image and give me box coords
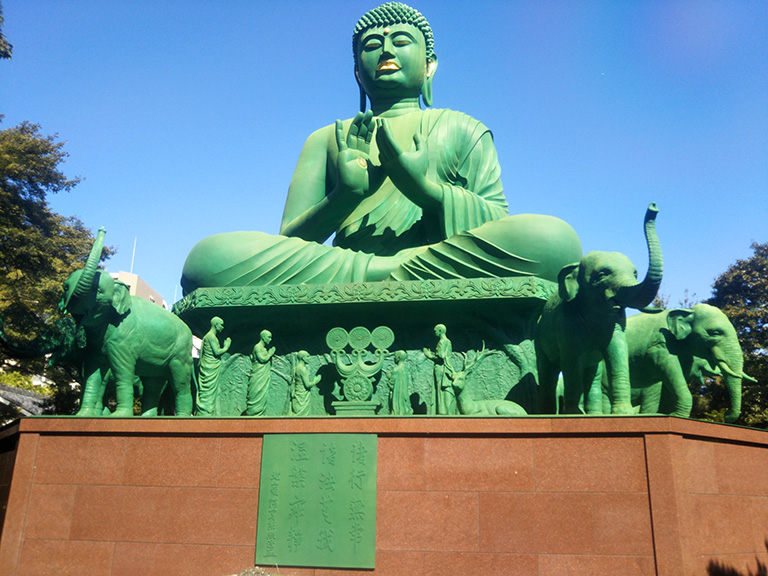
[110,272,168,309]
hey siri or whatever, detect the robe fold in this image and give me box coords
[181,109,581,294]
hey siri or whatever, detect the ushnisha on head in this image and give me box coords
[352,2,438,111]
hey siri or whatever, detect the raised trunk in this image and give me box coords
[617,203,663,309]
[71,227,107,303]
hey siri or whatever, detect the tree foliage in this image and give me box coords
[705,242,768,428]
[0,121,112,414]
[0,2,12,60]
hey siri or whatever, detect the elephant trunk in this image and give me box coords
[67,227,106,308]
[722,374,742,424]
[617,203,663,309]
[712,343,744,423]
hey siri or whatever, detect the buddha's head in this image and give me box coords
[353,2,438,110]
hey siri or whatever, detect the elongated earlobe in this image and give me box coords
[359,85,367,112]
[421,59,438,107]
[355,69,367,112]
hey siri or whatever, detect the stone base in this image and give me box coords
[332,399,380,416]
[172,277,555,417]
[2,417,768,576]
[173,277,556,340]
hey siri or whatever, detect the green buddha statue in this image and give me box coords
[181,2,581,294]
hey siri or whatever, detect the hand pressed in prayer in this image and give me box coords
[376,118,442,209]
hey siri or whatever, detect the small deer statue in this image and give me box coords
[450,345,528,416]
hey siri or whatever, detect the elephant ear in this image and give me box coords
[667,309,694,340]
[558,263,581,302]
[112,281,132,315]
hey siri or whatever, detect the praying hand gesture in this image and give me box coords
[376,118,443,210]
[335,110,374,196]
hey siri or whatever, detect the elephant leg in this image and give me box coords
[76,364,108,417]
[139,376,166,417]
[97,372,111,415]
[562,368,586,415]
[111,383,135,417]
[639,383,663,414]
[109,360,137,417]
[536,356,560,415]
[655,355,693,418]
[599,361,612,415]
[601,388,611,415]
[169,356,194,417]
[584,363,603,415]
[661,375,693,418]
[604,325,633,414]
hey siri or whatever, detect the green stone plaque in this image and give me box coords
[255,434,377,569]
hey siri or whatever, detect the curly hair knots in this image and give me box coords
[352,2,436,64]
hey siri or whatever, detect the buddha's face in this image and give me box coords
[356,23,430,102]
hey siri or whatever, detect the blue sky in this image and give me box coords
[2,1,766,306]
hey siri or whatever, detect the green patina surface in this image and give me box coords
[256,434,377,569]
[15,1,745,424]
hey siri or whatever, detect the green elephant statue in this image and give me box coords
[604,303,755,422]
[59,228,195,417]
[535,204,663,415]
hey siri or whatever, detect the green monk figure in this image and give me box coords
[245,329,275,416]
[423,323,456,415]
[181,2,581,293]
[389,350,413,416]
[196,316,231,416]
[289,350,321,416]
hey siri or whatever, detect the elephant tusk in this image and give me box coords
[742,373,758,383]
[701,365,722,378]
[716,359,742,379]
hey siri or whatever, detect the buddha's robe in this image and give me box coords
[181,109,581,293]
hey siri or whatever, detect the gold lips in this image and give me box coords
[376,60,400,72]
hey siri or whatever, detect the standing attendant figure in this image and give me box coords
[290,350,321,416]
[245,329,275,416]
[423,324,456,415]
[389,350,413,415]
[197,316,231,416]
